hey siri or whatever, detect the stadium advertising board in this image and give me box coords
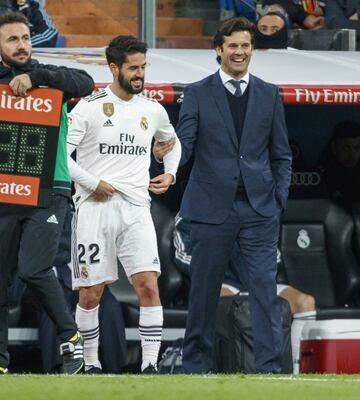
[0,85,63,206]
[89,83,360,106]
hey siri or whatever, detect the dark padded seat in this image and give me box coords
[281,199,360,317]
[288,29,355,51]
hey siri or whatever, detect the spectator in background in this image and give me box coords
[262,0,325,30]
[254,11,289,48]
[0,0,58,47]
[322,120,360,210]
[325,0,360,50]
[219,0,257,23]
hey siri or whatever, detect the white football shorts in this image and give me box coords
[71,193,160,289]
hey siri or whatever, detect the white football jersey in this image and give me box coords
[67,86,181,206]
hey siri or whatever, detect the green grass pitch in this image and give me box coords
[2,374,360,400]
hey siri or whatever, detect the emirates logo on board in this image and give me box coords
[0,174,39,206]
[0,90,53,112]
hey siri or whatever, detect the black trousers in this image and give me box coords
[0,195,77,368]
[182,198,282,373]
[39,266,127,373]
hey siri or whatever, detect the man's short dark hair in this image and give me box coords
[213,17,255,64]
[105,35,147,68]
[0,11,29,30]
[333,120,360,141]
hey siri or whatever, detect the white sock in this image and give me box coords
[291,310,316,374]
[76,304,102,370]
[139,306,163,371]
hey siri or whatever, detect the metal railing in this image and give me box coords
[138,0,156,48]
[288,29,357,51]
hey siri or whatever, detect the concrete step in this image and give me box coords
[46,0,108,17]
[63,34,213,49]
[176,5,219,20]
[157,35,213,49]
[46,0,175,17]
[157,17,203,36]
[91,0,175,17]
[112,17,204,37]
[63,34,115,47]
[174,0,220,35]
[204,20,219,36]
[52,16,133,36]
[54,16,203,37]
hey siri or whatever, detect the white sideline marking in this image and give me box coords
[6,374,360,382]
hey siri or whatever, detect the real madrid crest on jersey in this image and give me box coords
[67,115,73,128]
[103,103,114,117]
[140,116,148,130]
[80,266,89,279]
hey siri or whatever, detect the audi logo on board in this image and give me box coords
[291,172,321,186]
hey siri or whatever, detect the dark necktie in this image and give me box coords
[230,79,245,97]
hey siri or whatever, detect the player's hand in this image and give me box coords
[303,15,325,30]
[93,180,115,201]
[149,173,174,194]
[9,74,33,97]
[153,138,176,162]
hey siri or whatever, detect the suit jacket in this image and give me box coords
[177,71,292,224]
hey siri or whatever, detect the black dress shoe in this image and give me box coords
[84,366,103,374]
[142,363,158,374]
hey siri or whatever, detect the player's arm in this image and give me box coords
[149,106,181,194]
[152,138,176,163]
[154,105,181,178]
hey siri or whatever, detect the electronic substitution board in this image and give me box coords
[0,84,63,206]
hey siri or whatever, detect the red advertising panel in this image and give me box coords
[0,174,39,206]
[0,85,63,206]
[0,85,63,126]
[87,84,360,106]
[280,85,360,106]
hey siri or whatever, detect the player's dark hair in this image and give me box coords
[105,35,147,68]
[213,17,254,64]
[0,11,29,30]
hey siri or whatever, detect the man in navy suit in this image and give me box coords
[176,17,292,374]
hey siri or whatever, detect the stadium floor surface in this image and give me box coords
[1,374,360,400]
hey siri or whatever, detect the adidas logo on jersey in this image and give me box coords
[47,214,58,224]
[152,257,159,265]
[103,119,114,127]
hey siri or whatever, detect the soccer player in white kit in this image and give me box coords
[67,36,181,373]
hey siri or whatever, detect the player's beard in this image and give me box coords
[118,71,144,95]
[0,48,31,68]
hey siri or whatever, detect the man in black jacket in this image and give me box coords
[0,11,94,374]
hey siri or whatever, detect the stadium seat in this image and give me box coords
[288,29,356,51]
[353,203,360,267]
[280,199,360,317]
